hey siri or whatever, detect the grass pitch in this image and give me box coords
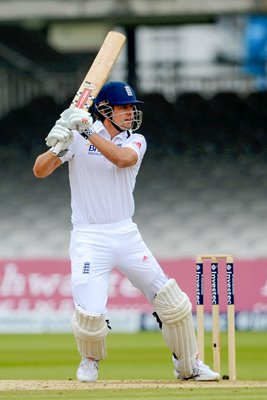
[0,331,266,399]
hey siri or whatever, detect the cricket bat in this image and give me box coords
[53,30,126,155]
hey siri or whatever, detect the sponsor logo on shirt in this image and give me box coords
[133,141,142,149]
[88,144,101,155]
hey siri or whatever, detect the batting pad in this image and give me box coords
[153,279,197,378]
[72,305,109,360]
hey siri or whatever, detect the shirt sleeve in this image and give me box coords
[123,133,147,164]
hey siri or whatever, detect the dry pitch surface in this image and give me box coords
[0,380,266,391]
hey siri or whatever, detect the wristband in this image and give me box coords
[80,127,96,140]
[57,149,69,157]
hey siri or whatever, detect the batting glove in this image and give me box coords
[45,122,73,150]
[60,107,94,133]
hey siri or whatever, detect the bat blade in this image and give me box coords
[73,30,126,110]
[53,30,126,154]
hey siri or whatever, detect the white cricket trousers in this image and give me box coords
[70,218,168,314]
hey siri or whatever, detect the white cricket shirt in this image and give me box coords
[60,121,147,225]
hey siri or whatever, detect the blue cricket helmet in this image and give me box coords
[95,81,144,106]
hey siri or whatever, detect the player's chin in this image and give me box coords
[121,121,133,130]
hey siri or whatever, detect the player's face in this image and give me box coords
[112,104,135,130]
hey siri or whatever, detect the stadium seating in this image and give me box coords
[1,92,267,259]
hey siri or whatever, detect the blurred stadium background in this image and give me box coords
[0,0,267,334]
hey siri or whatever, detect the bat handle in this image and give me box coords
[53,141,64,156]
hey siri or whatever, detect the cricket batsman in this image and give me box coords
[33,81,220,382]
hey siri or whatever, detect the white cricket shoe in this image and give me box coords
[172,356,220,381]
[76,357,99,382]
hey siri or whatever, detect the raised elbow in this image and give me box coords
[32,160,52,178]
[32,152,60,178]
[115,151,137,168]
[33,165,46,178]
[116,158,131,168]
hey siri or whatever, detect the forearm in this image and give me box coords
[89,134,137,168]
[33,150,62,178]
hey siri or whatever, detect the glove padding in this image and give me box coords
[45,122,73,150]
[60,107,94,132]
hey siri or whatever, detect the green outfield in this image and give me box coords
[0,331,266,399]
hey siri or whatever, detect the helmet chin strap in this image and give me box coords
[110,118,124,133]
